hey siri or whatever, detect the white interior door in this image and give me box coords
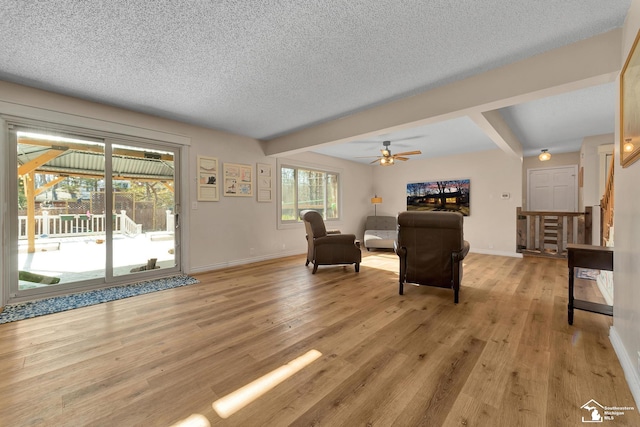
[528,166,578,212]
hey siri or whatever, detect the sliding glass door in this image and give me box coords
[10,124,180,300]
[111,142,177,277]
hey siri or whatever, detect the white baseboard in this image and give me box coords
[188,250,304,274]
[609,326,640,410]
[469,248,523,258]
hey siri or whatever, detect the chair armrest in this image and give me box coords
[314,233,356,246]
[453,240,471,262]
[327,229,341,235]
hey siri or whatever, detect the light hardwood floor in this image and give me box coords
[0,251,637,426]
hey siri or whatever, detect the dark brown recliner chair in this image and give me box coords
[300,210,361,274]
[395,211,470,303]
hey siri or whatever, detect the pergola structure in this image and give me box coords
[17,136,175,253]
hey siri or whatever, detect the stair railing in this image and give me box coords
[516,207,592,258]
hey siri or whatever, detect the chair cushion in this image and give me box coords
[364,216,397,249]
[364,229,397,249]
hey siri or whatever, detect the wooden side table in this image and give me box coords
[567,243,613,325]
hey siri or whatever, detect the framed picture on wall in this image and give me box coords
[406,179,470,216]
[257,163,272,202]
[197,155,219,201]
[224,162,253,197]
[620,28,640,168]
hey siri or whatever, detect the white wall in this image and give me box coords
[0,81,374,280]
[610,0,640,407]
[372,149,523,257]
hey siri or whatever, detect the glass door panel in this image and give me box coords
[16,130,106,290]
[111,143,177,277]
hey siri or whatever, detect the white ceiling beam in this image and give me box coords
[469,110,523,160]
[264,28,621,156]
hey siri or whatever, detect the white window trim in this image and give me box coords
[276,158,343,230]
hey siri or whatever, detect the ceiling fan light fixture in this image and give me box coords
[358,140,420,165]
[380,157,394,165]
[539,149,551,161]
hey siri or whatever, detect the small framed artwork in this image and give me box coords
[224,162,253,197]
[197,155,219,201]
[257,163,272,202]
[258,188,272,202]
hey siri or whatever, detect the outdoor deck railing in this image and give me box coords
[18,210,141,239]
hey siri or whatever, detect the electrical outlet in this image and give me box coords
[191,201,198,210]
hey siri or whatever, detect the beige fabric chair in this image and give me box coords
[395,211,470,303]
[300,210,361,274]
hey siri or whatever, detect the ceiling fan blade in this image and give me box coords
[394,156,410,161]
[393,150,422,156]
[369,159,381,164]
[354,155,382,158]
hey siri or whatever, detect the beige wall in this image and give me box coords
[611,0,640,407]
[373,149,522,257]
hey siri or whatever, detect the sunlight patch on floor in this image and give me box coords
[212,349,322,419]
[361,251,399,273]
[169,414,211,427]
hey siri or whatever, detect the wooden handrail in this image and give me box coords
[600,155,614,246]
[517,209,585,217]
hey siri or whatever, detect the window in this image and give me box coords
[280,164,339,223]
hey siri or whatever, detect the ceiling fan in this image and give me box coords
[359,140,422,166]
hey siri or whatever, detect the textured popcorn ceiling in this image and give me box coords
[0,1,630,159]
